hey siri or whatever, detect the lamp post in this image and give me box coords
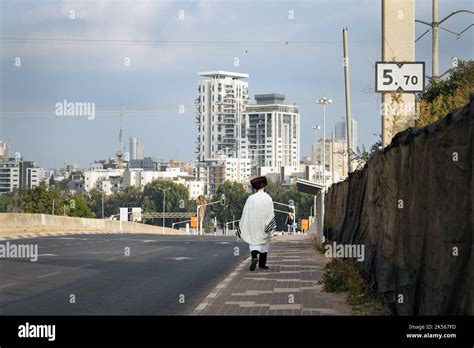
[95,188,105,219]
[316,97,333,191]
[312,124,321,183]
[158,187,171,232]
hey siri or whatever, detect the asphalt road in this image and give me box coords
[0,233,246,315]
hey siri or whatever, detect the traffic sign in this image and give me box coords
[375,62,425,93]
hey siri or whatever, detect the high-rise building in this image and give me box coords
[0,141,10,160]
[242,94,300,175]
[136,146,144,160]
[196,71,249,161]
[335,117,358,152]
[129,137,138,160]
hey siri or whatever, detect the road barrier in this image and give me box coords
[0,213,186,237]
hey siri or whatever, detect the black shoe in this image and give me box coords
[258,252,268,269]
[249,258,258,271]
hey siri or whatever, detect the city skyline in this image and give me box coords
[1,0,472,170]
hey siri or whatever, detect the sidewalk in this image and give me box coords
[194,234,353,315]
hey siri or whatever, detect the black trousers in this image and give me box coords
[251,250,267,267]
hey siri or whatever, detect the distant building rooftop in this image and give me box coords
[255,94,286,105]
[198,71,249,79]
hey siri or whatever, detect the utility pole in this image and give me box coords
[432,0,439,79]
[316,97,333,190]
[158,187,171,233]
[416,0,473,81]
[101,190,104,219]
[331,132,335,185]
[342,27,353,175]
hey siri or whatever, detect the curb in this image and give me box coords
[192,255,249,315]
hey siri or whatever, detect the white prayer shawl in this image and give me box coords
[238,191,276,246]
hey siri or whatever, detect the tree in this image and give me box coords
[142,180,193,227]
[209,181,249,229]
[67,193,95,218]
[416,60,473,127]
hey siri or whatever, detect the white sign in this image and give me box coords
[131,207,142,222]
[119,208,128,222]
[376,62,425,92]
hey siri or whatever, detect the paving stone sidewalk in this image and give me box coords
[197,234,353,315]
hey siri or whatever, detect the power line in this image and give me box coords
[0,100,380,117]
[0,37,378,46]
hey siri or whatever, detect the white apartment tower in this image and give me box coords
[242,94,300,175]
[196,71,249,161]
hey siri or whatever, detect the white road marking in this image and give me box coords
[37,271,62,278]
[0,282,17,289]
[168,257,193,261]
[74,264,92,269]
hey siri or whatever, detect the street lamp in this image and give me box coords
[316,97,333,190]
[158,187,171,232]
[94,187,105,219]
[312,124,321,183]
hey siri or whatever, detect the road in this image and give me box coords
[0,233,245,315]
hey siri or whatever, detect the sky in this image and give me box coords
[0,0,472,170]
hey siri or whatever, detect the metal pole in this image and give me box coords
[322,104,326,190]
[52,199,55,215]
[331,132,335,184]
[432,0,439,79]
[343,27,353,175]
[101,191,104,219]
[163,189,166,233]
[196,205,199,235]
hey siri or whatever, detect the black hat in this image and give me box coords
[250,176,268,190]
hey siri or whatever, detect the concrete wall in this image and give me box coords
[0,213,186,236]
[324,96,473,315]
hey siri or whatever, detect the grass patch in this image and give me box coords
[322,258,390,315]
[315,242,326,254]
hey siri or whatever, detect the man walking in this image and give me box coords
[238,176,276,271]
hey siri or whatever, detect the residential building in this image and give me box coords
[0,162,19,194]
[196,157,251,195]
[84,169,125,195]
[0,158,46,194]
[128,157,163,171]
[242,94,300,175]
[195,71,249,161]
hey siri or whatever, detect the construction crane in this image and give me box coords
[115,105,125,169]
